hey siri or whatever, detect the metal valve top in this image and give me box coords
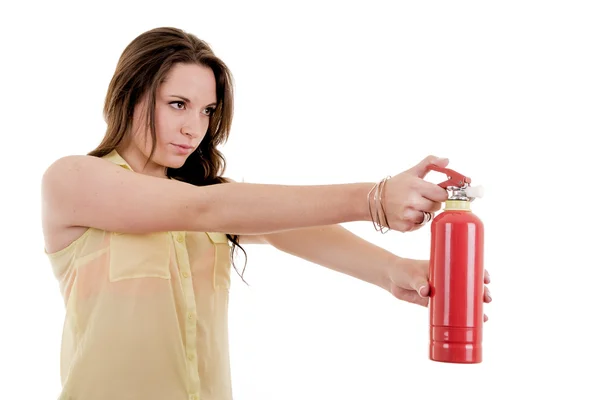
[427,164,484,202]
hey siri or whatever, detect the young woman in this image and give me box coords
[41,27,491,400]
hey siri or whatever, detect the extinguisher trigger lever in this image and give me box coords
[427,164,472,189]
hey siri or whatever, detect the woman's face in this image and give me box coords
[125,62,217,177]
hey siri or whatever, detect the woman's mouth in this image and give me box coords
[171,143,194,154]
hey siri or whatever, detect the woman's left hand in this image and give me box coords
[387,258,492,322]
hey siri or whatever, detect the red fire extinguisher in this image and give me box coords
[427,165,485,363]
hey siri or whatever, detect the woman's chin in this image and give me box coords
[164,157,188,169]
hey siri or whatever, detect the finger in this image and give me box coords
[484,269,491,284]
[390,285,429,307]
[409,155,450,178]
[404,208,427,225]
[484,286,492,303]
[408,275,430,298]
[414,295,429,307]
[405,222,426,233]
[414,282,430,298]
[416,179,448,202]
[484,314,488,322]
[414,197,442,213]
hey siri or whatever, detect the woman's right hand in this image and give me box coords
[43,153,451,240]
[372,155,450,233]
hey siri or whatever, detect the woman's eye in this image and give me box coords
[203,107,216,116]
[169,101,185,110]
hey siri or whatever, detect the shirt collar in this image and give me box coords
[103,149,133,171]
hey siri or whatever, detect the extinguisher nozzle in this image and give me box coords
[465,185,485,199]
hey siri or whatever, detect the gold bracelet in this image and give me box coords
[367,176,391,233]
[378,176,391,232]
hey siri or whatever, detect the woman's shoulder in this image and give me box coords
[44,152,118,176]
[42,152,131,201]
[41,153,125,255]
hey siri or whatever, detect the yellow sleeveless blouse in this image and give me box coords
[46,150,234,400]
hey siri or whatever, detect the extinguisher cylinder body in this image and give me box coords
[429,200,484,363]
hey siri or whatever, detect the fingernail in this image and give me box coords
[418,285,427,298]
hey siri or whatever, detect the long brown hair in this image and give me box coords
[88,27,248,283]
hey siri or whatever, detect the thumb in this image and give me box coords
[410,155,450,178]
[411,279,430,298]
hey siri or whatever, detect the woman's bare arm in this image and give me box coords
[41,155,372,235]
[262,224,398,290]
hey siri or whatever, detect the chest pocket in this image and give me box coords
[206,232,232,290]
[109,232,171,281]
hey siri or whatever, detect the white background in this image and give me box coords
[1,1,598,399]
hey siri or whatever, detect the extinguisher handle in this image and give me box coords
[427,164,472,189]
